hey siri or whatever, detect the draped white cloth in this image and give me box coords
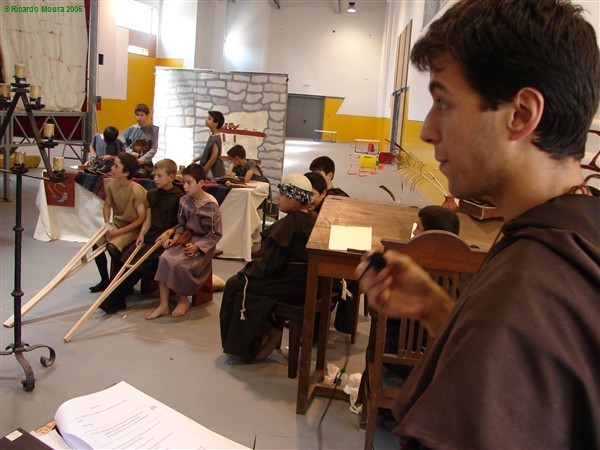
[34,180,270,261]
[1,0,87,111]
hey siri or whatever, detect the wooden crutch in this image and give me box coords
[3,223,111,328]
[64,240,163,342]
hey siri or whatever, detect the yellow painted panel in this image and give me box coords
[396,94,448,204]
[96,55,183,135]
[322,97,391,149]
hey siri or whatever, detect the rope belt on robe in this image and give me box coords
[239,261,308,320]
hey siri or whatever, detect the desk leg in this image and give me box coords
[315,277,333,372]
[296,255,318,415]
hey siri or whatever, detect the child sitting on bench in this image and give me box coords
[90,152,147,293]
[146,164,222,319]
[99,159,184,313]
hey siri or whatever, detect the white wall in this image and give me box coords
[194,1,227,70]
[97,0,128,100]
[265,1,387,117]
[400,0,600,124]
[157,0,198,67]
[155,0,599,126]
[223,2,270,72]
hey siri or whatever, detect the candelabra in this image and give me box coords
[0,66,63,391]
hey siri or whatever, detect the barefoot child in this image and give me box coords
[146,164,222,319]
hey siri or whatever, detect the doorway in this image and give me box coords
[286,94,324,139]
[390,20,412,150]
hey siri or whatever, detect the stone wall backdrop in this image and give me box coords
[153,67,288,190]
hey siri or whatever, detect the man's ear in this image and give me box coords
[507,87,544,141]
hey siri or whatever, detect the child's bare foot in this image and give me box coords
[171,297,191,317]
[145,305,170,320]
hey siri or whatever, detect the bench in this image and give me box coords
[314,130,337,142]
[354,139,380,153]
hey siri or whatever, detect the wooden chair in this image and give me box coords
[273,298,322,378]
[272,283,360,378]
[360,231,487,450]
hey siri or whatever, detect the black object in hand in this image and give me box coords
[357,252,386,281]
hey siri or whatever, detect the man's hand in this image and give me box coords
[356,250,454,337]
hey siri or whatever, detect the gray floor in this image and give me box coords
[0,141,428,449]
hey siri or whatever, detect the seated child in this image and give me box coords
[225,145,268,183]
[309,155,349,197]
[219,173,317,362]
[304,171,328,213]
[90,152,147,292]
[88,126,123,173]
[146,164,223,319]
[414,205,460,236]
[385,205,460,378]
[99,159,184,313]
[122,103,159,165]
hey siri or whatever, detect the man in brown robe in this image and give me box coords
[356,1,600,448]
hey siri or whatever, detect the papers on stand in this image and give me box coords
[328,225,372,251]
[54,381,248,450]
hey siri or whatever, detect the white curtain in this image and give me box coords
[1,0,87,111]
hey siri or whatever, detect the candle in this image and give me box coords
[15,64,26,79]
[29,84,41,99]
[14,151,26,165]
[0,84,10,98]
[53,157,64,171]
[43,123,55,138]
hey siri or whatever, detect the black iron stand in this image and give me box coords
[0,75,63,391]
[0,166,56,391]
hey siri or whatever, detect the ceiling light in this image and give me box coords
[347,2,356,13]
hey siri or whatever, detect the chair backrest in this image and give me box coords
[380,230,487,365]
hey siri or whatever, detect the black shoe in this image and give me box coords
[89,280,109,293]
[99,298,126,314]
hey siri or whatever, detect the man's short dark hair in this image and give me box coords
[411,0,600,160]
[134,103,150,115]
[418,205,460,235]
[208,111,225,129]
[103,126,119,144]
[309,156,335,176]
[304,171,328,196]
[116,152,139,179]
[183,164,207,182]
[227,145,246,159]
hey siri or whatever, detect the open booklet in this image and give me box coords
[54,381,248,449]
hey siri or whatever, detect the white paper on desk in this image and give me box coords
[54,381,248,450]
[328,225,372,251]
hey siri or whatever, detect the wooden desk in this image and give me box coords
[296,196,502,414]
